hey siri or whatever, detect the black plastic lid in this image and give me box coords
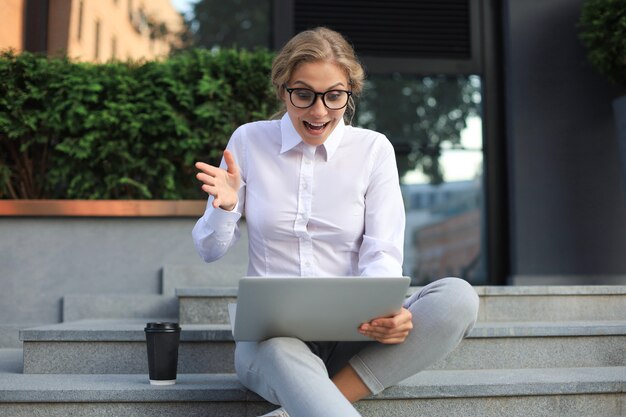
[144,322,180,332]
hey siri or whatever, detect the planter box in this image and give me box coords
[0,200,206,217]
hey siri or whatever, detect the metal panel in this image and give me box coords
[294,0,472,59]
[274,0,482,74]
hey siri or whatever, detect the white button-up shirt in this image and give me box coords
[192,114,405,277]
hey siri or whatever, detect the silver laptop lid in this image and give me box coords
[230,276,410,342]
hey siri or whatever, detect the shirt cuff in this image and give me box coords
[205,203,241,230]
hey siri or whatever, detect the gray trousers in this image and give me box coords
[235,277,479,417]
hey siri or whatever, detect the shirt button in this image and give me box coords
[303,183,308,190]
[305,261,311,267]
[304,159,311,165]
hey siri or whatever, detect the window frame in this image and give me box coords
[272,0,508,285]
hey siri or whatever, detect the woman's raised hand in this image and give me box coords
[195,150,241,211]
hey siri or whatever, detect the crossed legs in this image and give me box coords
[234,278,479,417]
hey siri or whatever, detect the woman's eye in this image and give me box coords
[326,91,344,101]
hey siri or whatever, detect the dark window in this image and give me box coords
[293,0,472,59]
[111,36,117,59]
[78,0,84,41]
[94,20,101,60]
[272,0,506,284]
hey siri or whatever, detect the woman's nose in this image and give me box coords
[308,96,328,117]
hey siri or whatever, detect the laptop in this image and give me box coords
[228,276,411,342]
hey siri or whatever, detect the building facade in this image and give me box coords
[0,0,25,52]
[1,0,184,61]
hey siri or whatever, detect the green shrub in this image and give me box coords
[0,48,278,199]
[579,0,626,88]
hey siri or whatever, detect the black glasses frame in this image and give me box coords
[283,85,353,110]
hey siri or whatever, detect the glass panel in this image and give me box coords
[189,0,272,49]
[356,74,486,285]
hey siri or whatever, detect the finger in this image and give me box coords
[361,320,412,337]
[374,331,409,343]
[201,184,216,196]
[377,316,413,331]
[380,320,413,333]
[196,172,217,186]
[372,309,412,328]
[377,336,408,345]
[359,329,409,344]
[223,150,239,175]
[195,162,222,176]
[360,322,395,333]
[195,161,214,172]
[362,326,408,339]
[370,317,404,329]
[369,318,393,328]
[359,325,393,338]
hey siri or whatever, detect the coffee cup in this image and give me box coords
[144,322,181,385]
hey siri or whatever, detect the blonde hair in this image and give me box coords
[271,27,365,123]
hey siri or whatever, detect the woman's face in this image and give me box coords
[283,60,349,146]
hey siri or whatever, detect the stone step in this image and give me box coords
[471,285,626,322]
[0,348,22,374]
[19,319,626,374]
[20,319,232,375]
[1,361,625,417]
[62,294,178,322]
[162,263,246,296]
[0,324,36,348]
[177,288,237,324]
[177,285,626,324]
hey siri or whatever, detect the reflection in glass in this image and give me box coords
[190,0,271,49]
[356,74,485,285]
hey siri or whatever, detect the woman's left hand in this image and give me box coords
[358,307,413,344]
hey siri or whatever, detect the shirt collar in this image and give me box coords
[279,113,345,161]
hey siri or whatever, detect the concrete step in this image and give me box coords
[0,324,35,348]
[0,348,22,373]
[1,360,625,417]
[177,285,626,324]
[177,288,237,324]
[19,319,626,374]
[20,319,232,375]
[62,294,178,322]
[162,263,246,296]
[471,285,626,322]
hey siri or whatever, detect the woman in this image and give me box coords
[192,27,479,417]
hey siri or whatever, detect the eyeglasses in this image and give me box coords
[284,85,352,110]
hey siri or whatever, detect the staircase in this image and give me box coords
[1,277,625,416]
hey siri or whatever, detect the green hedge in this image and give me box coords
[0,49,278,199]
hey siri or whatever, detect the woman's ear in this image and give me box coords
[280,85,288,101]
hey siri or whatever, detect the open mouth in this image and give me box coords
[303,121,330,134]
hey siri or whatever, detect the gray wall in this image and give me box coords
[504,0,626,282]
[0,217,248,326]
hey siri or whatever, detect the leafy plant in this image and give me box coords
[0,48,278,199]
[579,0,626,88]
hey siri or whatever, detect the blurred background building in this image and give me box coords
[1,0,184,61]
